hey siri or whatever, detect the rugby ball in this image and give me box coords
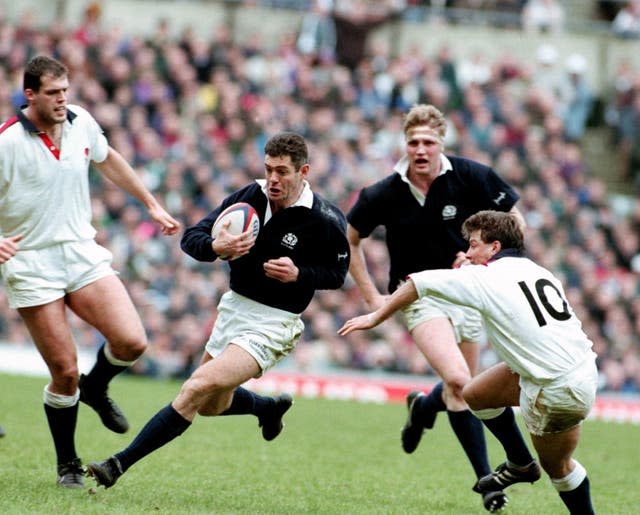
[211,202,260,260]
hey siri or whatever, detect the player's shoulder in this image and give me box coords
[490,256,545,277]
[66,103,94,121]
[235,181,262,199]
[312,193,347,231]
[67,104,104,130]
[66,103,89,115]
[358,173,403,199]
[0,115,22,143]
[366,173,401,190]
[447,155,493,175]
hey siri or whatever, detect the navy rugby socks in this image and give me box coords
[481,407,534,466]
[83,343,128,393]
[559,477,595,514]
[447,409,491,478]
[416,382,446,427]
[114,403,191,472]
[44,403,79,465]
[220,386,274,418]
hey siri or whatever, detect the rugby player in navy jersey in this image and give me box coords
[346,104,524,512]
[86,132,350,489]
[340,210,596,514]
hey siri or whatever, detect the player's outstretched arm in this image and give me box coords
[347,225,386,310]
[95,147,181,235]
[338,279,419,335]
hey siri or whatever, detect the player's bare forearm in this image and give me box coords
[96,147,180,235]
[347,226,384,308]
[96,147,156,207]
[338,279,418,335]
[370,280,418,325]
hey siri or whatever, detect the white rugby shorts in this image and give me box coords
[519,352,598,436]
[401,295,483,343]
[205,290,304,376]
[0,240,116,309]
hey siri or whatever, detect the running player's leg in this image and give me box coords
[19,300,84,488]
[68,275,147,434]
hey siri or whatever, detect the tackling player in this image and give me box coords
[346,103,524,511]
[339,210,596,514]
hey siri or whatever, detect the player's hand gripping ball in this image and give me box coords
[211,202,260,260]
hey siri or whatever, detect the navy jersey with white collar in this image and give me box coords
[181,182,350,314]
[347,156,519,293]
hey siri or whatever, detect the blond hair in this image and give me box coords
[403,104,447,139]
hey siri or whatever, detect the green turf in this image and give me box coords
[0,372,635,514]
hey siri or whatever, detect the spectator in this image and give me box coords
[457,51,492,90]
[0,3,639,397]
[331,0,405,73]
[72,2,102,48]
[521,0,565,33]
[619,92,640,191]
[296,0,337,64]
[525,44,569,123]
[612,0,640,39]
[561,53,593,142]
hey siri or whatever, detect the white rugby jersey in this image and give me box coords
[0,104,109,249]
[410,256,596,381]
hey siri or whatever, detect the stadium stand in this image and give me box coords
[0,0,639,394]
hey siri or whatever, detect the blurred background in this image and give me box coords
[1,0,639,395]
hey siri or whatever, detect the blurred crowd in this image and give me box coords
[1,1,639,393]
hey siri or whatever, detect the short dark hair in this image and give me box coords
[264,132,309,170]
[23,55,68,92]
[462,210,525,253]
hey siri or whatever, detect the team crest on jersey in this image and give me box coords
[281,233,298,249]
[442,205,457,220]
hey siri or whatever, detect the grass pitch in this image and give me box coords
[0,372,636,514]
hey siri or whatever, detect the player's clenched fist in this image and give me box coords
[0,235,22,263]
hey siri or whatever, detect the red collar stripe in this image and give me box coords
[38,133,60,160]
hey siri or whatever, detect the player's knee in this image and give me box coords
[129,337,147,358]
[48,361,80,391]
[125,331,147,356]
[444,372,470,400]
[442,379,471,411]
[180,377,205,401]
[47,356,78,377]
[181,376,221,408]
[110,334,147,361]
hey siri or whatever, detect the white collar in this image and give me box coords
[393,153,452,205]
[256,179,313,223]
